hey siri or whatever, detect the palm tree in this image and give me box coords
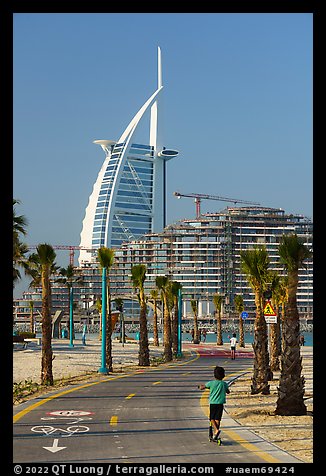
[26,252,59,341]
[156,276,172,361]
[149,289,160,346]
[234,294,245,347]
[275,234,312,416]
[56,265,84,347]
[13,199,28,235]
[13,199,29,283]
[26,253,42,289]
[97,247,115,372]
[278,276,289,352]
[240,246,271,395]
[190,299,200,344]
[170,281,182,355]
[13,241,29,283]
[212,294,223,345]
[36,243,57,386]
[114,298,125,345]
[269,272,282,372]
[95,298,102,340]
[28,300,35,334]
[131,264,150,366]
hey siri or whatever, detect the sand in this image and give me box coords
[13,337,152,384]
[225,346,313,463]
[13,338,313,463]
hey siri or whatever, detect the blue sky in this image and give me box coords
[13,13,313,297]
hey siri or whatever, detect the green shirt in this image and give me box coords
[205,379,229,404]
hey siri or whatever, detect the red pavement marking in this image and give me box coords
[183,343,254,358]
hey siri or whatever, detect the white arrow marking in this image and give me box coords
[43,438,67,453]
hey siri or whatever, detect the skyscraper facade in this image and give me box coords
[79,47,178,264]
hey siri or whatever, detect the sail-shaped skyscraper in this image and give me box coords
[79,48,178,264]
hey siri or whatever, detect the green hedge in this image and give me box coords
[17,331,36,338]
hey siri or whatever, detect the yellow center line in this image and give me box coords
[13,373,128,423]
[13,351,200,423]
[110,415,118,426]
[199,369,282,464]
[125,393,135,399]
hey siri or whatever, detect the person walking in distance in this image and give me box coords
[198,366,230,442]
[202,328,207,343]
[229,333,237,360]
[82,323,87,345]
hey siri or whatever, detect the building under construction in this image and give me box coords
[110,206,313,320]
[14,206,313,325]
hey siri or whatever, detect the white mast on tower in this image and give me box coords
[150,46,162,151]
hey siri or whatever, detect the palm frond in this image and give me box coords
[131,264,147,290]
[97,247,115,270]
[278,234,312,272]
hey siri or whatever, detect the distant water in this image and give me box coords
[183,331,313,347]
[77,330,313,347]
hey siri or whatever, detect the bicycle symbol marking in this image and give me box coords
[31,424,90,438]
[31,410,93,438]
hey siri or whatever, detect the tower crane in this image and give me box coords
[27,245,95,267]
[173,191,260,218]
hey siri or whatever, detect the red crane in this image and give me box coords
[27,245,95,266]
[173,191,260,218]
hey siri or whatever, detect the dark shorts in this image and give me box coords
[209,403,224,421]
[231,346,236,351]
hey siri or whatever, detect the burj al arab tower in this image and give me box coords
[79,47,178,264]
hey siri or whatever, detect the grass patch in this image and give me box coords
[13,379,41,404]
[13,372,99,405]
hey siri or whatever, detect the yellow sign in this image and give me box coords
[263,300,276,316]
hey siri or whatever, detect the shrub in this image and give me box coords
[13,379,40,403]
[17,331,36,338]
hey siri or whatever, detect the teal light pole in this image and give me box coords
[69,286,74,348]
[98,267,108,374]
[177,288,183,357]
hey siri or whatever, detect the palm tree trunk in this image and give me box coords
[275,271,306,415]
[139,292,150,366]
[275,312,306,415]
[41,267,53,385]
[281,302,286,352]
[251,292,270,395]
[172,301,178,355]
[30,304,34,334]
[269,321,280,371]
[163,295,172,361]
[193,311,199,344]
[216,311,223,345]
[239,314,245,347]
[269,298,280,371]
[153,302,159,346]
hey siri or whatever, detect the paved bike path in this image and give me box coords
[13,350,302,464]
